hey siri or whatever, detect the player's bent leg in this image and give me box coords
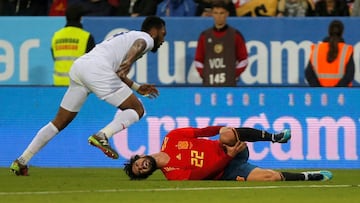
[118,94,145,118]
[230,127,291,143]
[56,81,88,130]
[219,127,238,146]
[246,168,282,181]
[105,93,144,136]
[87,108,139,159]
[89,93,143,159]
[51,107,78,131]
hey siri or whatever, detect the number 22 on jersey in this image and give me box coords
[190,150,204,167]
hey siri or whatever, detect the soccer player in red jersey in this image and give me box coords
[124,126,333,181]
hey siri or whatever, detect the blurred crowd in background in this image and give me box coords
[0,0,359,17]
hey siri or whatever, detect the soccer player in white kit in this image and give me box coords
[10,16,167,176]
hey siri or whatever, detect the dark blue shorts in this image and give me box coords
[220,147,258,181]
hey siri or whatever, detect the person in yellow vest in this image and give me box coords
[305,20,354,87]
[51,4,95,86]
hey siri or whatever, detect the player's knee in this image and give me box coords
[136,106,145,118]
[131,102,145,119]
[262,170,281,181]
[219,127,237,146]
[247,168,281,181]
[52,107,77,131]
[119,94,145,118]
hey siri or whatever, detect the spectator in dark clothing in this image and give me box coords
[194,0,236,16]
[130,0,160,16]
[112,0,160,16]
[156,0,196,16]
[80,0,112,16]
[314,0,350,16]
[114,0,131,16]
[1,0,50,15]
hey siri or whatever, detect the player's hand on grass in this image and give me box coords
[223,141,247,158]
[137,84,159,99]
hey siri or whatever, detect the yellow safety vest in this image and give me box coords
[310,42,353,87]
[51,26,90,86]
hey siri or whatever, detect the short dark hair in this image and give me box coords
[211,0,230,12]
[141,16,165,32]
[124,155,152,180]
[66,4,84,22]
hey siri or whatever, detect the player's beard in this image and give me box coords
[144,155,158,174]
[151,36,160,52]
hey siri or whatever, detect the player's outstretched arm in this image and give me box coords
[118,75,159,99]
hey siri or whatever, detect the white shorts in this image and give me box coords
[60,58,132,112]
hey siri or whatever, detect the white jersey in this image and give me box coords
[63,30,154,112]
[80,30,154,72]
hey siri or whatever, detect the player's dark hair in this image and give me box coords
[123,155,153,180]
[141,16,165,32]
[327,20,344,63]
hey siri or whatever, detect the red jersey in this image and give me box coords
[194,25,248,79]
[160,126,232,180]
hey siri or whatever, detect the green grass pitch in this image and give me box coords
[0,168,359,203]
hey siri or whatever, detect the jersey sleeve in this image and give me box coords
[168,126,223,139]
[235,31,248,77]
[194,33,206,78]
[193,126,223,138]
[138,32,154,53]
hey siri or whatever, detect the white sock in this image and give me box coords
[100,109,139,139]
[271,133,275,142]
[18,122,59,165]
[302,172,309,180]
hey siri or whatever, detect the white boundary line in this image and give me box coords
[0,184,359,196]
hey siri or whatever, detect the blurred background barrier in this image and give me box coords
[1,86,359,168]
[0,17,360,86]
